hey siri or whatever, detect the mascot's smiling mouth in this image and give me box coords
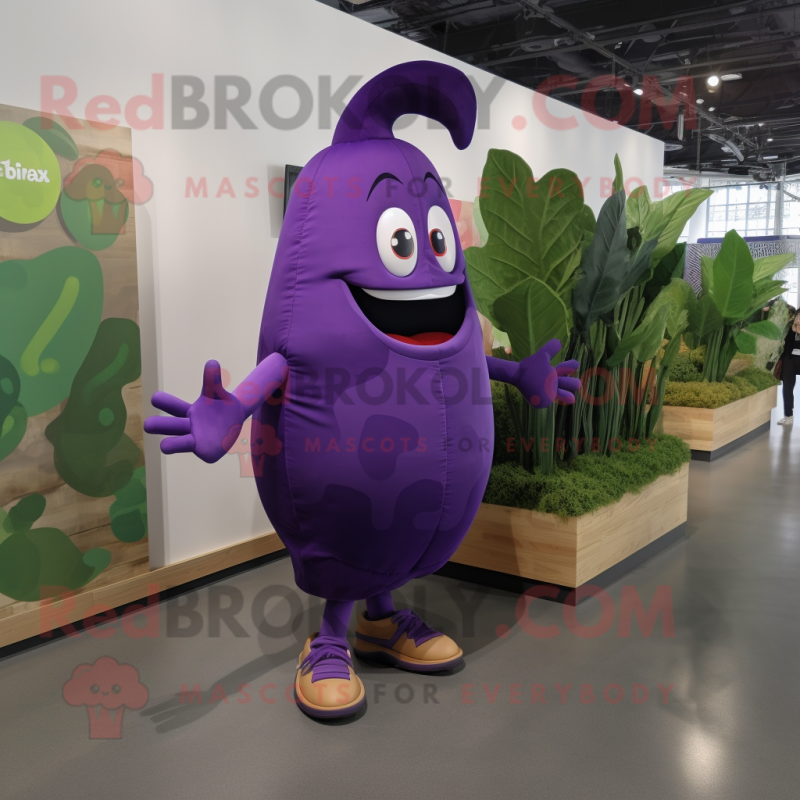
[349,283,465,345]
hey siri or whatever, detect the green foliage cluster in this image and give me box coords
[684,233,790,381]
[487,379,690,516]
[483,435,690,518]
[466,149,711,475]
[666,352,701,383]
[663,366,779,409]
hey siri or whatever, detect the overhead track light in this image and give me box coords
[707,133,744,162]
[721,73,742,82]
[707,75,720,87]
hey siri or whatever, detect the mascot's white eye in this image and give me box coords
[376,207,417,277]
[427,205,456,273]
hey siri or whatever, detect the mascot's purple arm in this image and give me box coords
[145,60,580,606]
[146,347,578,462]
[145,353,288,464]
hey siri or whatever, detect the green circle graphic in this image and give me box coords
[0,121,61,224]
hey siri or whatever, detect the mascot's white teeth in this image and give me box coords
[361,285,457,302]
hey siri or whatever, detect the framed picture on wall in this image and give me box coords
[283,164,303,217]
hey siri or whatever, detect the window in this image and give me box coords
[782,181,800,235]
[705,181,776,238]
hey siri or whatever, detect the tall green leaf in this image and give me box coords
[753,253,794,282]
[648,188,714,265]
[643,243,687,304]
[688,293,724,342]
[492,277,570,362]
[612,154,624,194]
[577,205,596,253]
[465,149,590,345]
[744,320,782,340]
[747,278,787,314]
[734,330,757,355]
[472,195,489,245]
[709,230,755,320]
[608,304,671,366]
[626,186,652,232]
[701,255,715,296]
[572,191,630,333]
[652,278,695,338]
[623,237,659,294]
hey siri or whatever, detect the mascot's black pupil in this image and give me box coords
[430,229,446,255]
[391,229,414,259]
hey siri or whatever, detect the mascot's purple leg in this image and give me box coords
[366,592,396,621]
[319,600,355,639]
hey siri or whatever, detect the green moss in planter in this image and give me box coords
[663,367,779,410]
[669,352,702,383]
[483,434,690,519]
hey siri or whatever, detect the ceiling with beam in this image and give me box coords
[330,0,800,178]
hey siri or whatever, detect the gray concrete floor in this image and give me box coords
[2,408,799,799]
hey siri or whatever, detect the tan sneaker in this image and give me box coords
[295,634,365,719]
[354,610,463,672]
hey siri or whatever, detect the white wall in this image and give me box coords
[0,0,664,566]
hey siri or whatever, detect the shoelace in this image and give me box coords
[390,609,442,646]
[299,636,353,683]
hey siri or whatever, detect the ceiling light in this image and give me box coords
[633,87,643,96]
[767,137,774,142]
[708,133,745,161]
[762,155,779,160]
[721,73,743,81]
[709,107,716,111]
[758,123,764,127]
[696,98,704,105]
[707,75,720,87]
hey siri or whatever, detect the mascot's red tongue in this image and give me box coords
[386,332,454,345]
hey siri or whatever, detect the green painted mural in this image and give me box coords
[0,246,104,417]
[0,494,111,602]
[46,317,142,497]
[0,106,147,624]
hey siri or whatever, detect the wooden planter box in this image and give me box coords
[660,385,777,461]
[443,464,689,603]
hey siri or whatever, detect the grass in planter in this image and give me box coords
[663,366,779,409]
[486,381,690,518]
[483,435,690,519]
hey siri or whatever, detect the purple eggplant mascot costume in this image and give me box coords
[146,61,580,719]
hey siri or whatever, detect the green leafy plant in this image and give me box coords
[486,382,690,517]
[466,150,593,474]
[566,170,710,455]
[466,150,711,475]
[684,231,790,381]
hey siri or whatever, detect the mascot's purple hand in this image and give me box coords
[516,340,581,408]
[145,360,246,463]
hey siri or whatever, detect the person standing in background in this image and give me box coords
[778,308,800,425]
